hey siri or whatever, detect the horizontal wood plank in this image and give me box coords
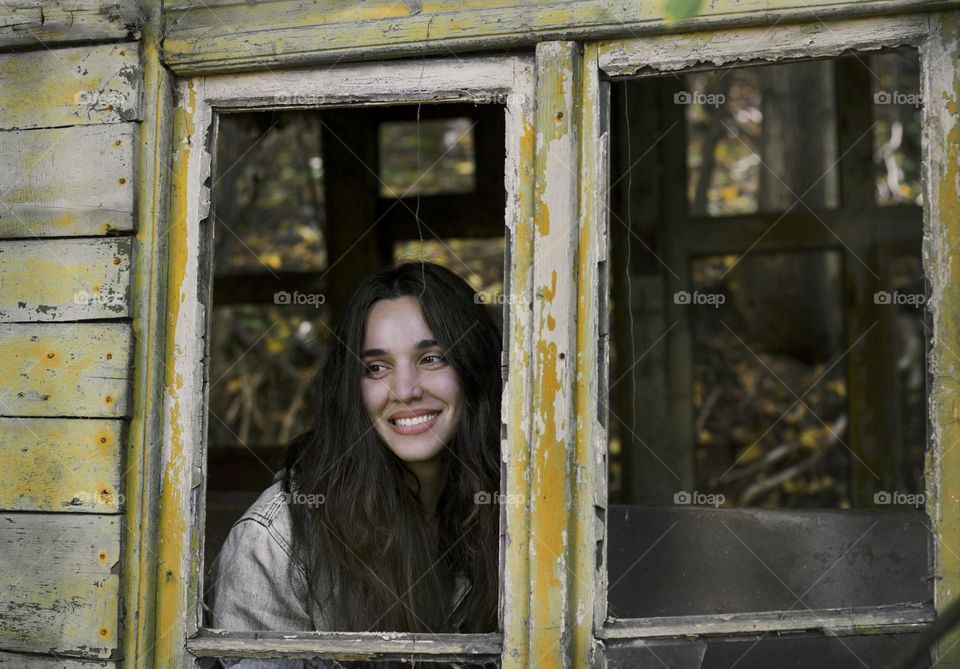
[0,651,113,668]
[0,237,131,321]
[162,0,960,75]
[0,0,140,49]
[0,417,123,512]
[0,42,141,129]
[188,630,502,661]
[598,14,929,77]
[0,322,131,418]
[0,513,119,658]
[0,575,119,659]
[0,512,119,574]
[0,124,135,238]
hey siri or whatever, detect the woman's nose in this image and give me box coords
[389,365,423,402]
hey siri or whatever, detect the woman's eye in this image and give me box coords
[422,353,446,365]
[364,363,386,376]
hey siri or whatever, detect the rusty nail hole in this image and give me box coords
[113,257,122,265]
[46,352,55,358]
[41,394,49,401]
[99,627,109,637]
[100,436,108,444]
[98,550,107,561]
[105,395,113,404]
[118,178,126,185]
[106,352,113,360]
[555,111,564,121]
[114,140,122,146]
[559,352,565,360]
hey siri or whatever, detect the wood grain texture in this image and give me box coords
[0,124,136,238]
[0,513,119,658]
[0,417,123,512]
[598,14,929,77]
[162,0,960,75]
[0,0,140,48]
[923,11,960,668]
[0,42,142,130]
[0,651,113,667]
[0,322,131,417]
[0,237,131,321]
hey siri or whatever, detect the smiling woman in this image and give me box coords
[207,262,503,667]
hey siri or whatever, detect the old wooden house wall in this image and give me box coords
[0,2,144,666]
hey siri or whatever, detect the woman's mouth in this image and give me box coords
[388,411,441,435]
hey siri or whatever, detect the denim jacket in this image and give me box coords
[207,477,473,668]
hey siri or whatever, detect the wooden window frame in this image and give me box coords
[145,8,960,668]
[580,10,960,666]
[154,55,537,667]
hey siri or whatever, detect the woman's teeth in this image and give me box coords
[391,412,440,427]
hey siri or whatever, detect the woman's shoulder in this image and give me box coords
[225,477,297,560]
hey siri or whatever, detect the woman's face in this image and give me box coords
[360,296,463,477]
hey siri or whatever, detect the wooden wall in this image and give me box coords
[0,3,141,666]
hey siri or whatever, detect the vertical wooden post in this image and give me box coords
[923,11,960,667]
[528,40,581,668]
[501,58,537,669]
[124,0,174,665]
[573,43,609,668]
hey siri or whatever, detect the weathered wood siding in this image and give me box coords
[0,7,142,664]
[162,0,960,75]
[0,1,140,49]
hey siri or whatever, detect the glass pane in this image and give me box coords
[379,118,476,197]
[685,62,838,217]
[871,48,923,206]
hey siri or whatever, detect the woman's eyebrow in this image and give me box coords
[360,339,439,359]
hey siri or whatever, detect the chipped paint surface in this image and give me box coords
[502,61,537,669]
[0,417,122,512]
[529,41,580,669]
[162,0,960,75]
[598,14,929,77]
[123,11,175,664]
[924,11,960,668]
[0,42,142,130]
[154,75,212,667]
[0,238,131,321]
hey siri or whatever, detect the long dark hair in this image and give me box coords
[284,261,502,638]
